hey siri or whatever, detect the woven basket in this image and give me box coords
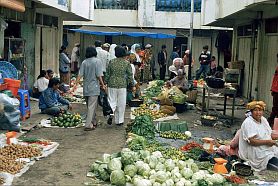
[186,90,198,104]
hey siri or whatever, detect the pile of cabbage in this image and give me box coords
[90,148,226,186]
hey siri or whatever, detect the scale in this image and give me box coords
[213,158,228,174]
[202,137,215,152]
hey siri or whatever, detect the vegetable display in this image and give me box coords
[143,80,165,99]
[132,104,167,120]
[0,144,42,160]
[50,113,82,128]
[186,147,205,160]
[224,175,247,184]
[19,137,51,146]
[131,115,156,139]
[159,131,191,140]
[180,142,203,151]
[0,155,25,174]
[89,147,227,186]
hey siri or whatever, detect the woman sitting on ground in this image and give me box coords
[238,101,278,171]
[39,78,72,116]
[33,70,49,98]
[169,69,189,93]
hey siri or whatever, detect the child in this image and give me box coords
[210,56,217,76]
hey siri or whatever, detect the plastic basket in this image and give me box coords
[4,78,21,96]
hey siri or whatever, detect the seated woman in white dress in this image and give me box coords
[238,101,278,171]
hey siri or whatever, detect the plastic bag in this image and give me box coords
[0,94,20,131]
[98,90,113,116]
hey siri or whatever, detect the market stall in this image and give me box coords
[0,133,59,185]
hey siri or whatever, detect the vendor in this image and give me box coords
[39,78,72,116]
[169,58,184,79]
[170,69,189,93]
[33,70,49,98]
[238,101,278,171]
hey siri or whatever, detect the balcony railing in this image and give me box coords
[94,0,138,10]
[156,0,201,12]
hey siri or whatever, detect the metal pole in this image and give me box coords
[188,0,194,80]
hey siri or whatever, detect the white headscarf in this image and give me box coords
[130,44,141,62]
[169,58,183,75]
[109,44,117,60]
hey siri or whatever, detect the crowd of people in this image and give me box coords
[32,41,278,171]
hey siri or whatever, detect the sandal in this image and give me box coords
[84,127,95,131]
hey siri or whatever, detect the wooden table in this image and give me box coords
[201,84,237,124]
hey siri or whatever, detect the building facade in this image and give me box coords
[64,0,232,78]
[202,0,278,110]
[0,0,93,88]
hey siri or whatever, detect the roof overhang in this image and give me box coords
[68,26,176,39]
[206,1,278,27]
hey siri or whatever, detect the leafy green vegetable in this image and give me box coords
[131,115,155,139]
[124,164,137,178]
[110,170,126,186]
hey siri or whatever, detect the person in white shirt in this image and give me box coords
[33,70,49,98]
[70,43,80,74]
[95,40,110,74]
[238,101,278,171]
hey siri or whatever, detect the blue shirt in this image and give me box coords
[39,88,69,110]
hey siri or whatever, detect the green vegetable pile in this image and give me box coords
[50,113,82,128]
[159,131,190,140]
[131,115,156,139]
[143,80,165,99]
[187,147,205,160]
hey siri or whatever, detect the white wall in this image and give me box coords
[70,0,93,20]
[202,0,269,25]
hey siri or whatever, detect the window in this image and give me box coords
[237,25,252,36]
[35,13,58,27]
[265,18,278,33]
[156,0,202,12]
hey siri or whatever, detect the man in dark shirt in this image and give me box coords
[158,45,167,80]
[196,45,211,80]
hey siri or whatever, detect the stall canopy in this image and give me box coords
[69,26,176,39]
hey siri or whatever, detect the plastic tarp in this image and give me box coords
[70,29,176,39]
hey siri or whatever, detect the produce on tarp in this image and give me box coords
[50,113,82,128]
[180,142,203,151]
[159,131,191,140]
[0,156,25,174]
[143,80,165,99]
[131,115,156,139]
[0,144,42,160]
[132,104,167,120]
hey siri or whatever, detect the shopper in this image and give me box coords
[196,45,211,80]
[95,40,110,74]
[74,47,106,131]
[39,78,72,116]
[105,46,134,126]
[59,46,71,85]
[142,44,153,83]
[33,70,49,98]
[130,44,142,83]
[70,43,80,74]
[158,45,167,80]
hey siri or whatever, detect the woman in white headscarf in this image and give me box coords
[130,44,142,83]
[109,44,117,60]
[169,58,184,79]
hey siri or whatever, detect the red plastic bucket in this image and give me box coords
[4,78,21,96]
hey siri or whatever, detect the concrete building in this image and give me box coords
[0,0,93,88]
[64,0,232,77]
[202,0,278,110]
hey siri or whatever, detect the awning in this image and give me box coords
[0,0,25,12]
[69,26,176,39]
